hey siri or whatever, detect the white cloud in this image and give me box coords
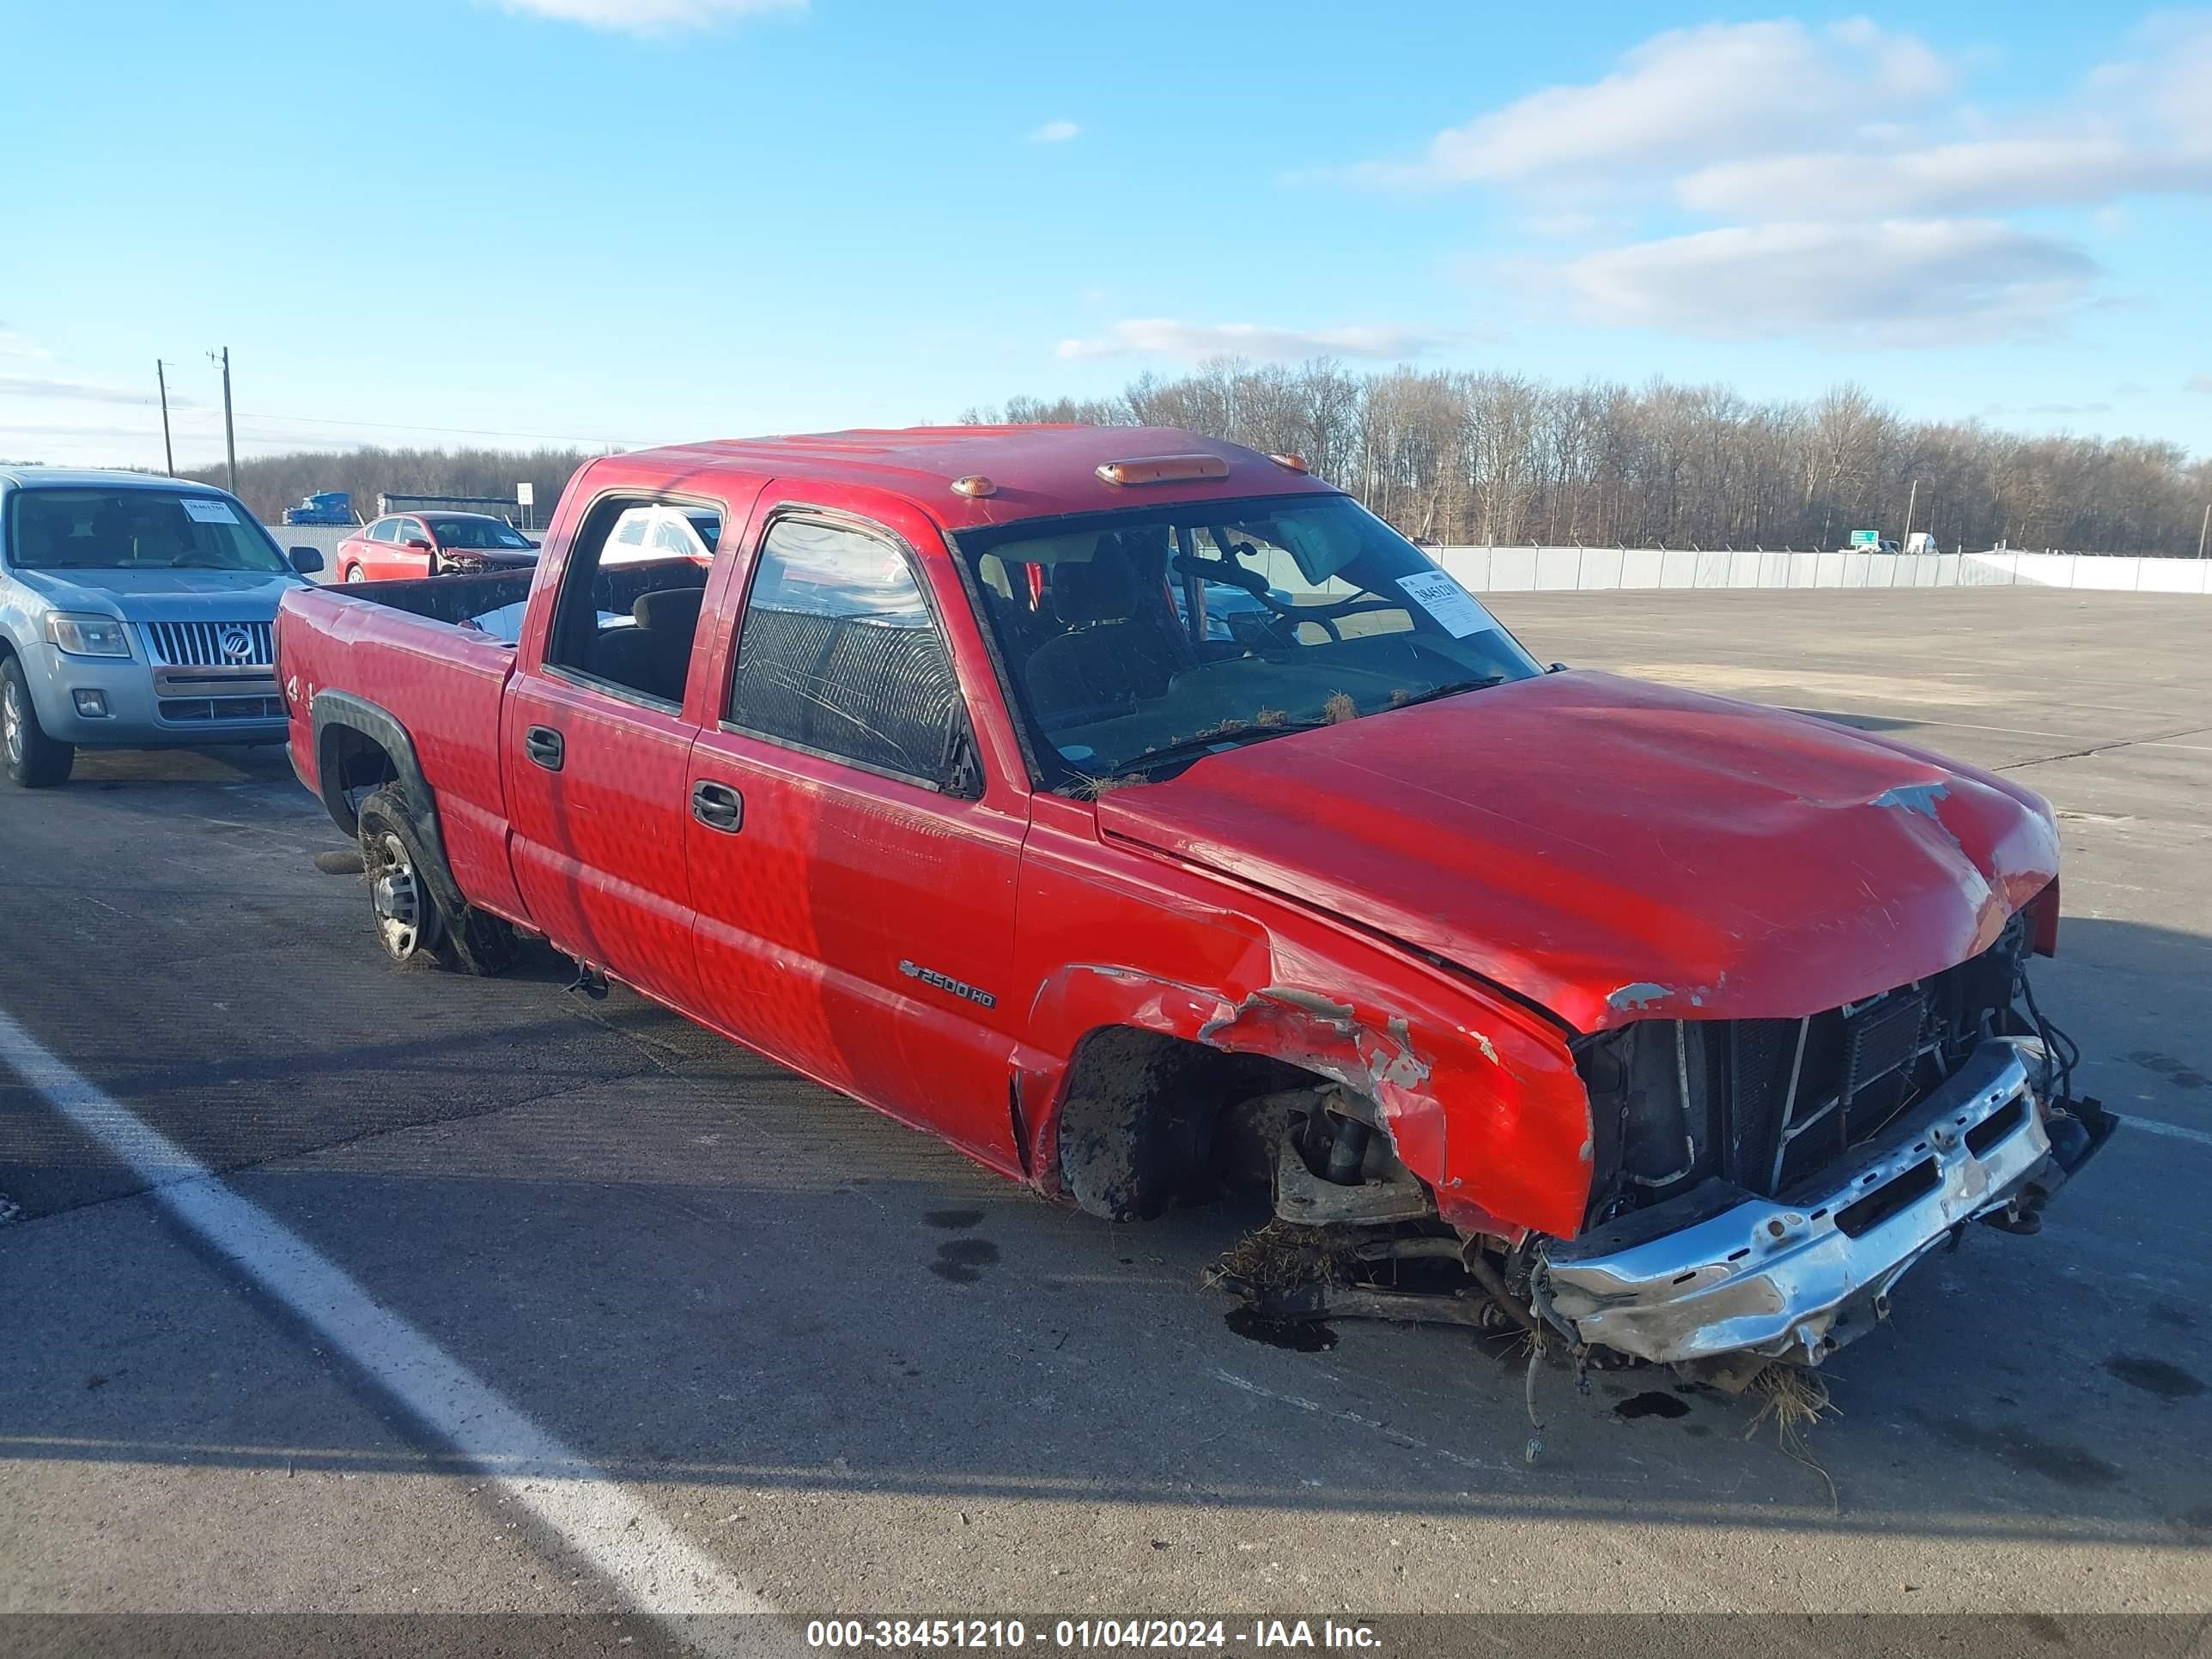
[1055,319,1468,363]
[1659,17,2212,222]
[1677,137,2212,218]
[1522,211,1600,239]
[1352,19,1948,188]
[0,373,188,407]
[1551,219,2098,346]
[0,331,51,361]
[1027,119,1080,144]
[2188,374,2212,395]
[497,0,801,33]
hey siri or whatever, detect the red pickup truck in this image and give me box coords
[276,425,2112,1387]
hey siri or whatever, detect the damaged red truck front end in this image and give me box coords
[1075,666,2113,1381]
[279,423,2113,1393]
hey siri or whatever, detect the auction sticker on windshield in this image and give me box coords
[1397,569,1486,637]
[180,498,240,524]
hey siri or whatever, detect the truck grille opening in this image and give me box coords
[1576,912,2034,1223]
[1964,1094,2030,1158]
[1833,1156,1942,1238]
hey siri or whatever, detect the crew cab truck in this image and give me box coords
[276,426,2113,1387]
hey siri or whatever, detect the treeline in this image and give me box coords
[967,364,2212,556]
[193,368,2210,555]
[186,446,601,525]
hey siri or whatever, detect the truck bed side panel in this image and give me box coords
[280,586,526,922]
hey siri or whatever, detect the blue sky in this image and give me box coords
[3,0,2209,469]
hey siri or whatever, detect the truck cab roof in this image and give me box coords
[609,425,1337,528]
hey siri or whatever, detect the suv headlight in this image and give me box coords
[46,613,133,658]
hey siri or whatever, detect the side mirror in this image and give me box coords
[289,546,325,574]
[404,538,434,554]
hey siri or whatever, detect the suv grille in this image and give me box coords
[141,620,274,668]
[157,695,286,724]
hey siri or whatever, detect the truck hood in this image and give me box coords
[1092,670,2059,1034]
[10,566,300,621]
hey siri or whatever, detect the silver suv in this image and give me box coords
[0,468,323,787]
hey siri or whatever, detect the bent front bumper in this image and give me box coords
[1537,1038,2115,1368]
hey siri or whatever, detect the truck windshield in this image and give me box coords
[7,488,289,574]
[956,494,1540,783]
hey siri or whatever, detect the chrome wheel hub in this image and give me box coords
[3,681,23,769]
[368,831,434,958]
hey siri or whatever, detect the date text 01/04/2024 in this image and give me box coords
[805,1620,1382,1650]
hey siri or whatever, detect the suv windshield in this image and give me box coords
[7,488,289,574]
[428,516,535,550]
[957,494,1540,783]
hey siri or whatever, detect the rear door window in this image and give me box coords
[540,495,719,707]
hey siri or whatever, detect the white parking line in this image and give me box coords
[2118,1112,2212,1151]
[0,1004,783,1655]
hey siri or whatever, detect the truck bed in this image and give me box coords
[317,568,539,636]
[278,574,535,924]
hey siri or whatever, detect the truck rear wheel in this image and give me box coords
[356,784,519,975]
[2,655,74,788]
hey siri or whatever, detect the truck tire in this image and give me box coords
[356,784,519,975]
[2,654,75,788]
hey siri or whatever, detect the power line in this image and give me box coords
[3,386,644,449]
[232,408,647,447]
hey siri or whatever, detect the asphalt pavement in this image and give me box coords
[2,588,2207,1655]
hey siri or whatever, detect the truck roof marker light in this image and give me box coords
[1096,454,1232,487]
[951,475,997,498]
[1268,453,1310,473]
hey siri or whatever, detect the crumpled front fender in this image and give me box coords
[1019,959,1595,1240]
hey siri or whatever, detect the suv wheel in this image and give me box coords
[1,655,75,787]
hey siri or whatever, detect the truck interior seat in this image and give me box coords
[1024,539,1193,719]
[587,586,704,705]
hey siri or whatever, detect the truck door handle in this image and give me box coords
[691,780,744,833]
[524,726,564,771]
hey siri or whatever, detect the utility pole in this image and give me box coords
[1902,478,1919,547]
[2199,501,2209,560]
[155,360,175,476]
[208,346,237,493]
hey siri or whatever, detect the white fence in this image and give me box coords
[264,519,2209,597]
[1429,546,2212,596]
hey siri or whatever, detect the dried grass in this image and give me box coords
[1322,691,1358,725]
[1254,707,1288,727]
[1070,773,1146,799]
[1743,1363,1840,1513]
[1206,1219,1369,1293]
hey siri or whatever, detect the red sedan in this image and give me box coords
[334,512,540,583]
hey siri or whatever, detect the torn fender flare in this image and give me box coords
[1019,963,1595,1239]
[1534,1038,2118,1367]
